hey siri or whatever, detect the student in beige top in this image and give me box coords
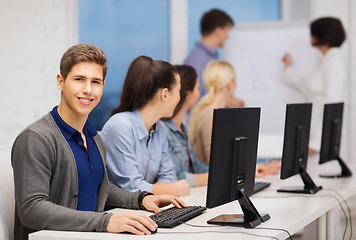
[189,60,280,178]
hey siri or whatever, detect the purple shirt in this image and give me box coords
[184,42,218,96]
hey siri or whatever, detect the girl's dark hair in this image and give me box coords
[171,65,198,118]
[111,56,177,116]
[310,17,346,47]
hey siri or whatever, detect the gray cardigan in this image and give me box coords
[11,113,143,240]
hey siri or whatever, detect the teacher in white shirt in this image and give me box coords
[282,17,347,155]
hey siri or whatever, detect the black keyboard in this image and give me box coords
[150,205,207,228]
[253,181,271,194]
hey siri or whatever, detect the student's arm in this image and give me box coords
[106,193,187,235]
[255,164,267,178]
[192,173,209,186]
[282,53,309,98]
[152,180,189,196]
[150,124,189,196]
[11,129,112,232]
[105,124,154,192]
[262,161,281,175]
[155,127,179,184]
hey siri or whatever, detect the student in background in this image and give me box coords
[189,60,281,178]
[282,17,347,155]
[101,56,190,197]
[11,44,186,239]
[162,65,209,187]
[184,8,244,107]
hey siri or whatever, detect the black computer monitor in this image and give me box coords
[319,102,352,178]
[278,103,322,194]
[206,108,270,228]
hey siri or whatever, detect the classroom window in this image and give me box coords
[79,0,169,130]
[79,0,280,130]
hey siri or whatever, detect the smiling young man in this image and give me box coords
[11,44,185,240]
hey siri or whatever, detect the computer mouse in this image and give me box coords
[150,228,158,234]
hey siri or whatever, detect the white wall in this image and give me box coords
[0,0,78,146]
[350,0,356,163]
[170,0,188,65]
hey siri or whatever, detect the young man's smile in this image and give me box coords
[57,62,105,120]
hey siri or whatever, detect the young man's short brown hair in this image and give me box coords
[200,9,234,36]
[60,44,108,80]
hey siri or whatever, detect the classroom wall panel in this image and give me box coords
[0,0,77,146]
[349,0,356,163]
[223,23,316,135]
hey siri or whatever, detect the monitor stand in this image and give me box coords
[278,165,322,194]
[207,188,270,228]
[319,157,352,178]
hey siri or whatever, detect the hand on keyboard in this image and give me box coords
[142,194,187,213]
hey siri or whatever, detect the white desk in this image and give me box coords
[29,157,356,240]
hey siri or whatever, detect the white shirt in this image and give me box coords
[283,48,347,151]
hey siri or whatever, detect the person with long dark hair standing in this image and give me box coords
[283,17,347,155]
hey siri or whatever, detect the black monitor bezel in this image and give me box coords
[319,102,344,164]
[278,103,322,194]
[318,102,352,178]
[280,103,312,179]
[206,107,260,209]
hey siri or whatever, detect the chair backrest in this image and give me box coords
[0,145,14,240]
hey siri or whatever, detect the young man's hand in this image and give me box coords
[107,211,157,235]
[142,194,187,213]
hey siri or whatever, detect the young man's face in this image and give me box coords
[57,62,105,118]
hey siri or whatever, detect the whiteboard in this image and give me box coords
[223,23,318,135]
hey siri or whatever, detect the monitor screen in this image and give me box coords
[320,102,343,164]
[319,102,352,178]
[206,108,260,208]
[278,103,322,194]
[206,108,270,228]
